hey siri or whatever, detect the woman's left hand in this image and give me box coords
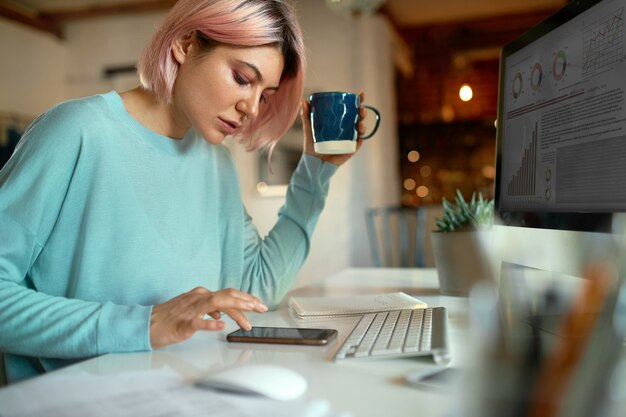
[301,91,368,166]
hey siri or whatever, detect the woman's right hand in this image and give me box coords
[149,287,267,349]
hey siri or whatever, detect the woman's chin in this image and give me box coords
[199,129,228,145]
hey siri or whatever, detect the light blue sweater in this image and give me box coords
[0,91,337,383]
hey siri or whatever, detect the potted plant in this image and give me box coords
[431,190,495,296]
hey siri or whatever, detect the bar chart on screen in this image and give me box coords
[507,121,538,197]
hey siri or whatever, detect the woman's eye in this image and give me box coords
[260,95,267,104]
[234,73,249,86]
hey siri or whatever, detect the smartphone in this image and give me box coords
[226,326,338,345]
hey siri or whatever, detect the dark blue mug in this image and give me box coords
[309,92,381,154]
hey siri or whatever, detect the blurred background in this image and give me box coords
[0,0,567,286]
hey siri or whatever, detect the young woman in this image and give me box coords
[0,0,368,383]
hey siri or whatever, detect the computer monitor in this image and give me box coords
[490,4,626,412]
[494,0,626,284]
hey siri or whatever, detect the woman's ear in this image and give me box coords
[172,32,195,65]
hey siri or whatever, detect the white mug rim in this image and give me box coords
[308,91,357,99]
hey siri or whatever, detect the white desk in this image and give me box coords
[49,268,468,417]
[5,267,626,417]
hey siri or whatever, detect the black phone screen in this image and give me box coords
[226,326,338,345]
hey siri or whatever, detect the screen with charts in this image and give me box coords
[497,0,626,222]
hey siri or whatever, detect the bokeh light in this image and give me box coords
[416,185,429,198]
[403,178,416,190]
[407,150,420,163]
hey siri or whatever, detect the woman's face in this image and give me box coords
[171,38,284,144]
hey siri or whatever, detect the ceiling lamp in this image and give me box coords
[325,0,387,15]
[459,84,473,102]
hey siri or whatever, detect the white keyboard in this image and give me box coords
[333,307,449,364]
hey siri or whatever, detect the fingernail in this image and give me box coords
[259,303,268,312]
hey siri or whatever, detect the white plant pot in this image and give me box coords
[431,230,494,296]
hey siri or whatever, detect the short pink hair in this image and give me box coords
[137,0,305,151]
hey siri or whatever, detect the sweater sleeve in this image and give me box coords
[240,154,338,307]
[0,103,151,360]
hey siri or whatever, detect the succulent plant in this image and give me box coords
[435,189,494,232]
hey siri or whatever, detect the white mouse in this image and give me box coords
[195,363,307,401]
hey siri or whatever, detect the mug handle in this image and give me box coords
[360,105,381,140]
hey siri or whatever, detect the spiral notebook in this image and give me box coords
[288,292,427,318]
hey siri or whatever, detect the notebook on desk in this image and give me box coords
[288,292,427,318]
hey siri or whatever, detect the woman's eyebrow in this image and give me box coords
[238,60,279,91]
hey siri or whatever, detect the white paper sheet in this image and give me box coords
[0,368,350,417]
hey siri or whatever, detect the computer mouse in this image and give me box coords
[195,363,307,401]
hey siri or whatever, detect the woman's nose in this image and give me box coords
[238,95,260,121]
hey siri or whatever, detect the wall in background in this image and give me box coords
[0,19,68,116]
[0,19,69,172]
[0,0,400,288]
[64,12,164,98]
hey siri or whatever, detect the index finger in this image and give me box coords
[221,308,253,331]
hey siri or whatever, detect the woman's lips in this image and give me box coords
[218,117,239,135]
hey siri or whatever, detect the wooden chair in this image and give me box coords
[366,206,432,267]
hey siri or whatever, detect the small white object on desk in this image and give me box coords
[288,292,427,318]
[195,363,307,401]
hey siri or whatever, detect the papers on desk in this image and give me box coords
[0,368,350,417]
[289,292,427,318]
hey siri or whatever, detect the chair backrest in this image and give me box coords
[366,205,438,267]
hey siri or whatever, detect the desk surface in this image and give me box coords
[52,268,467,417]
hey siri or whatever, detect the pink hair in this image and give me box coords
[137,0,306,151]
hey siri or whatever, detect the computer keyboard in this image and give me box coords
[333,307,449,364]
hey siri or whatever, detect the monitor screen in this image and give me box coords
[496,0,626,233]
[493,0,626,280]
